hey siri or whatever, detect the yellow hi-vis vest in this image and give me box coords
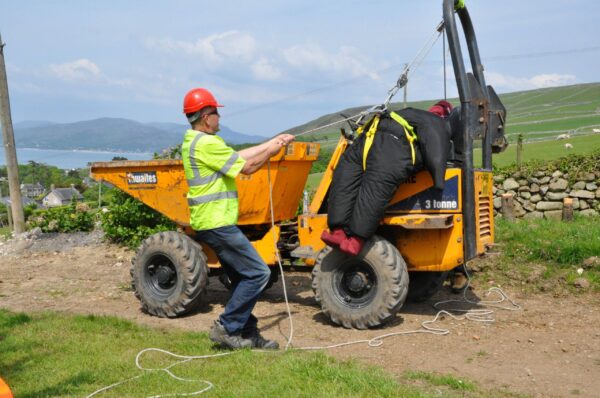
[182,129,246,231]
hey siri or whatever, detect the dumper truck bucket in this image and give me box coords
[90,142,320,227]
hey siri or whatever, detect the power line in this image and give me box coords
[485,46,600,62]
[224,46,600,119]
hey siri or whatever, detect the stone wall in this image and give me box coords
[492,170,600,219]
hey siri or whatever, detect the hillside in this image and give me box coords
[285,82,600,146]
[12,118,263,152]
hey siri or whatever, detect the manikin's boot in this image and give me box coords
[339,236,364,256]
[321,228,347,248]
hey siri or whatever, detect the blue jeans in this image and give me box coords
[195,225,271,334]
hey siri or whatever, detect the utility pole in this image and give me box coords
[0,33,25,233]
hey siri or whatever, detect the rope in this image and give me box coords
[266,159,295,350]
[271,19,444,140]
[85,266,520,397]
[292,111,367,139]
[85,182,520,396]
[84,14,517,397]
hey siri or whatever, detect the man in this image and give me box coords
[181,88,294,350]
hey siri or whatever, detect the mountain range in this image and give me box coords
[9,82,600,153]
[11,118,264,152]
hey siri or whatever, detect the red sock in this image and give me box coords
[339,236,364,256]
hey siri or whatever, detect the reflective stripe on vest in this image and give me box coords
[187,190,238,206]
[186,133,241,187]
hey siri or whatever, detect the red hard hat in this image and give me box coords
[182,88,223,114]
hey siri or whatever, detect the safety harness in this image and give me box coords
[356,112,418,170]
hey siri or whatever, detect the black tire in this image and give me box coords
[218,267,279,291]
[407,271,449,302]
[311,235,409,329]
[131,231,208,318]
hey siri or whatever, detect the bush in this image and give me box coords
[28,202,95,232]
[101,190,176,248]
[494,149,600,181]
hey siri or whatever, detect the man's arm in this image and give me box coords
[239,134,295,175]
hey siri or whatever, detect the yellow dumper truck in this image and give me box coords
[91,0,507,329]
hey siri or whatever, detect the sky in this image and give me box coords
[1,0,599,138]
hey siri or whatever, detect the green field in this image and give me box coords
[478,133,600,168]
[290,83,600,144]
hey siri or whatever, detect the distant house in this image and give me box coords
[0,196,37,207]
[20,183,45,198]
[42,187,83,207]
[83,177,97,186]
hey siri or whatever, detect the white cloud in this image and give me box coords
[283,44,380,80]
[486,71,576,91]
[49,59,101,81]
[47,58,133,90]
[529,73,577,88]
[251,57,282,81]
[146,31,257,66]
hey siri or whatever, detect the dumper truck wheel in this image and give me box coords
[407,271,449,302]
[312,235,408,329]
[131,231,208,318]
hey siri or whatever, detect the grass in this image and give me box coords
[0,310,432,398]
[306,172,324,192]
[496,216,600,265]
[483,216,600,293]
[404,370,475,391]
[0,226,10,238]
[479,134,600,168]
[0,310,526,398]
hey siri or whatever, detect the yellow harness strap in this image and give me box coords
[390,111,418,165]
[356,115,380,170]
[356,112,417,170]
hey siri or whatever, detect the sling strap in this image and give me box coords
[390,111,418,165]
[356,113,418,170]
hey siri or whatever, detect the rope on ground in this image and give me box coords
[85,236,520,397]
[85,17,517,396]
[85,156,521,398]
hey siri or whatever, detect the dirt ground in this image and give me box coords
[1,232,599,398]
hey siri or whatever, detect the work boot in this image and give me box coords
[243,328,279,350]
[339,236,364,256]
[451,272,469,294]
[209,320,252,350]
[321,228,347,247]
